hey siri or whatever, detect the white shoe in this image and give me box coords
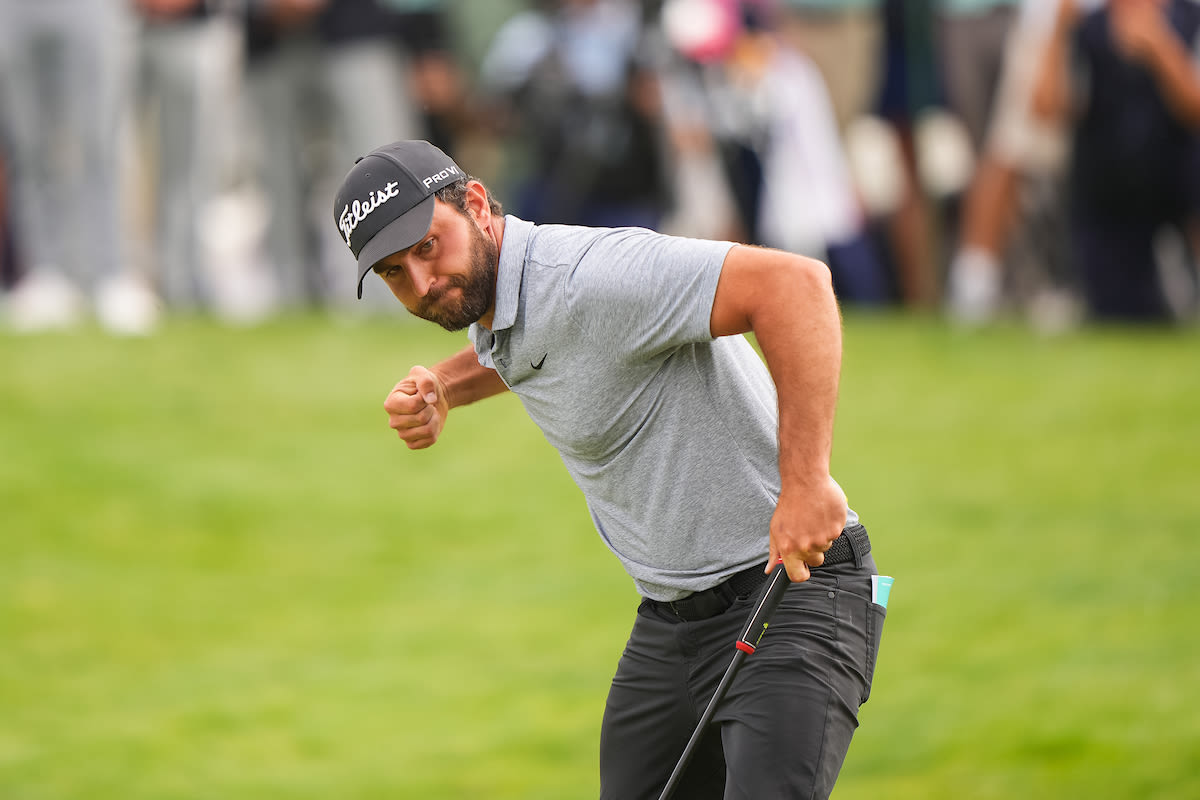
[96,275,160,336]
[947,251,1003,325]
[200,187,278,325]
[1028,288,1082,336]
[4,269,84,333]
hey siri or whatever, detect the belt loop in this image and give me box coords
[847,524,865,568]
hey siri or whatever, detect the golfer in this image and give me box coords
[334,140,888,799]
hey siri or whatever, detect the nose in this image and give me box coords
[406,262,436,298]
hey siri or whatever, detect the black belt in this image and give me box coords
[653,523,871,623]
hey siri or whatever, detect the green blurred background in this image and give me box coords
[2,313,1198,798]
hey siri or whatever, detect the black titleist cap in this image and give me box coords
[333,140,465,298]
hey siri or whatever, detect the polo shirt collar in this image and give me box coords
[484,215,532,333]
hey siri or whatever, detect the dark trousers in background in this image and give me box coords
[599,555,885,800]
[1,202,16,290]
[1073,217,1182,322]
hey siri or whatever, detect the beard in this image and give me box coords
[411,221,499,331]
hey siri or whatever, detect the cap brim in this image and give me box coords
[355,195,436,299]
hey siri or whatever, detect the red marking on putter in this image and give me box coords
[735,641,756,654]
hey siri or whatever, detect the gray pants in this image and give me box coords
[243,35,421,310]
[600,554,886,799]
[0,0,131,290]
[133,15,243,309]
[937,7,1017,153]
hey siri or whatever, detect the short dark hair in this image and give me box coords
[436,176,503,218]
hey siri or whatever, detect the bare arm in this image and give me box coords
[1032,0,1080,122]
[710,244,847,583]
[384,344,509,449]
[133,0,203,19]
[1113,2,1200,129]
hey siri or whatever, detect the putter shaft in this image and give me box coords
[657,564,792,800]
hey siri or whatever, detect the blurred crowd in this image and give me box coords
[2,0,1199,335]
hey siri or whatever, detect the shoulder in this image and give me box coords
[525,224,729,271]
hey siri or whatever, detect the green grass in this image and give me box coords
[2,312,1197,799]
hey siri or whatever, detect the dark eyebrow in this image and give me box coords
[373,233,434,275]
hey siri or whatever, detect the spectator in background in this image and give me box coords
[0,0,159,335]
[243,0,449,311]
[476,0,673,230]
[1042,0,1200,322]
[0,151,17,292]
[774,0,884,134]
[651,0,748,244]
[239,0,324,312]
[945,0,1081,328]
[131,0,245,314]
[870,0,948,309]
[934,0,1021,151]
[392,1,470,153]
[766,3,898,304]
[681,0,891,303]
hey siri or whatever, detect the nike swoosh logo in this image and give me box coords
[531,353,547,370]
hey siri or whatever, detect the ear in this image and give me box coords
[465,180,491,225]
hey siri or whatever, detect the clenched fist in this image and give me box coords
[384,365,449,449]
[766,475,848,583]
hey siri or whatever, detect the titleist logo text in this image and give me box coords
[338,181,400,245]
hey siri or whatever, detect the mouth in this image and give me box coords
[419,283,459,311]
[428,281,458,300]
[413,283,471,329]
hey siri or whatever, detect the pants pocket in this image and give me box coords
[776,572,840,643]
[861,600,887,704]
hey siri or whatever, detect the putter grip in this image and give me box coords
[735,564,792,654]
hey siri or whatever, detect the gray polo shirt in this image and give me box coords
[470,217,854,601]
